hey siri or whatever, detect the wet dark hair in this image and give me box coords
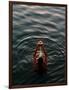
[38,57,43,64]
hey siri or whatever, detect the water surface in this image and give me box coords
[12,4,66,85]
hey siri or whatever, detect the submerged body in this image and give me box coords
[33,40,48,73]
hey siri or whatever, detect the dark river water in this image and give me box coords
[12,4,66,85]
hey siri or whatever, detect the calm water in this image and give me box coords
[12,4,66,85]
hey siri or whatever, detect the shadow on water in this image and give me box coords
[13,62,49,85]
